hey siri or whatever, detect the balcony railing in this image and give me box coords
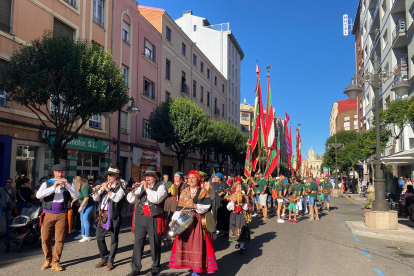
[392,20,406,44]
[63,0,78,9]
[214,107,220,116]
[369,32,380,58]
[181,83,189,95]
[368,0,381,34]
[0,22,11,33]
[89,120,101,129]
[93,16,104,28]
[205,23,229,31]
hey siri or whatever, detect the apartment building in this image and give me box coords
[0,0,114,185]
[336,99,358,132]
[329,102,338,136]
[175,11,244,129]
[357,0,414,158]
[139,5,227,176]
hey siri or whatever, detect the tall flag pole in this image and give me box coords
[264,67,278,178]
[244,139,252,178]
[296,124,302,175]
[290,124,294,175]
[277,124,281,175]
[285,114,292,174]
[251,62,265,172]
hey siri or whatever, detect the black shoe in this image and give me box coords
[240,248,245,255]
[235,244,240,249]
[151,267,161,275]
[127,272,140,276]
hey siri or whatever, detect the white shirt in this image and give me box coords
[36,181,79,201]
[226,201,248,211]
[170,188,211,221]
[92,183,125,210]
[126,183,167,205]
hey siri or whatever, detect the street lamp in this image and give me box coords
[326,136,344,190]
[343,52,411,212]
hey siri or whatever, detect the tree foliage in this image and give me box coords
[2,31,129,164]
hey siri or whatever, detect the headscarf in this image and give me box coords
[231,182,241,194]
[174,172,184,180]
[215,172,224,181]
[235,177,242,183]
[188,170,201,184]
[228,179,234,185]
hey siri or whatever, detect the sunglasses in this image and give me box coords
[6,181,12,183]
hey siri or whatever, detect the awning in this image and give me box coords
[381,150,414,164]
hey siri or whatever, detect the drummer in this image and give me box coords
[169,170,218,275]
[162,172,189,246]
[227,177,251,254]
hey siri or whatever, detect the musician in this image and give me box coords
[227,177,251,255]
[212,173,230,235]
[126,166,167,276]
[36,164,79,271]
[163,172,189,246]
[92,167,125,271]
[169,170,218,275]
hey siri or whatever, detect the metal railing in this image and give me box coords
[93,16,104,28]
[214,107,220,116]
[63,0,78,9]
[368,0,381,35]
[392,20,406,44]
[181,83,189,95]
[369,32,380,58]
[205,23,229,31]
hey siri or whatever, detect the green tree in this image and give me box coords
[197,119,215,172]
[2,32,128,164]
[148,97,210,171]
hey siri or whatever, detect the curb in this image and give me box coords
[345,221,414,244]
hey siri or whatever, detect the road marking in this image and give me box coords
[347,197,360,205]
[353,235,360,242]
[374,268,384,276]
[340,217,344,220]
[337,213,341,215]
[361,248,371,257]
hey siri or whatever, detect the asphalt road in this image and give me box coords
[1,197,414,276]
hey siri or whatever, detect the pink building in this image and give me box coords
[110,0,162,180]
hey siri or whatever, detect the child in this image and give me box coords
[287,176,302,223]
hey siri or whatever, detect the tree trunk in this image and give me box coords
[177,156,184,172]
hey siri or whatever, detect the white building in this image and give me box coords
[175,11,244,129]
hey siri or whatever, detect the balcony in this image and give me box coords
[369,33,381,58]
[205,23,229,31]
[392,20,407,48]
[214,107,220,116]
[180,83,189,96]
[368,0,381,34]
[63,0,78,9]
[391,0,406,14]
[93,16,104,28]
[393,57,408,82]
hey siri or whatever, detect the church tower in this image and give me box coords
[308,147,315,161]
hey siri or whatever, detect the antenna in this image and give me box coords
[343,14,354,37]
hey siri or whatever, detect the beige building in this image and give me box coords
[301,147,323,178]
[329,102,338,136]
[240,99,254,137]
[139,5,227,175]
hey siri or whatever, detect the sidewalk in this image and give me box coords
[345,193,414,243]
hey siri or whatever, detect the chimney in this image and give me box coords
[183,10,193,16]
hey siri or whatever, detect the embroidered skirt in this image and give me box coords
[228,211,250,243]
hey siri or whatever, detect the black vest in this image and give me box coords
[98,180,125,219]
[42,181,72,211]
[136,181,165,217]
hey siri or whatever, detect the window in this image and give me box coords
[0,1,12,32]
[165,59,171,80]
[50,96,71,120]
[222,104,224,117]
[53,18,74,38]
[228,60,231,77]
[182,43,186,56]
[122,21,130,43]
[89,114,101,129]
[93,0,104,28]
[214,76,217,86]
[222,84,225,93]
[242,113,249,121]
[236,69,238,82]
[200,86,204,103]
[0,59,7,107]
[194,25,197,31]
[381,0,387,18]
[228,99,231,112]
[193,80,196,98]
[344,116,350,131]
[165,91,171,101]
[207,69,210,79]
[144,78,154,99]
[0,90,6,107]
[166,27,171,42]
[399,132,404,152]
[207,92,210,107]
[120,112,128,133]
[235,87,237,100]
[200,62,204,73]
[382,29,388,49]
[409,138,414,149]
[193,54,197,66]
[122,65,129,86]
[145,39,155,62]
[353,114,357,130]
[63,0,77,9]
[143,120,151,139]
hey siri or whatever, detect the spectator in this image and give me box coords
[16,178,36,215]
[72,176,83,236]
[35,177,47,192]
[360,178,367,197]
[0,178,17,234]
[77,178,95,242]
[401,185,414,207]
[94,175,105,187]
[365,186,375,210]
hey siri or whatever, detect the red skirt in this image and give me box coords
[169,212,218,274]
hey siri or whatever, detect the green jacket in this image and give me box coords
[365,192,375,209]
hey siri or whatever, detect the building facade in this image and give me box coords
[175,11,244,129]
[301,147,323,178]
[329,102,338,136]
[336,98,358,132]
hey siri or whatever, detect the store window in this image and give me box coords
[15,145,37,188]
[77,152,100,178]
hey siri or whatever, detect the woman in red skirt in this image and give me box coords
[169,170,218,275]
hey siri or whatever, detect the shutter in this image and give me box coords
[0,0,12,33]
[53,19,74,39]
[0,59,7,86]
[120,112,128,133]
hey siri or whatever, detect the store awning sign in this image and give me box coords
[49,133,110,153]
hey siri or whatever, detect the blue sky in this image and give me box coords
[138,0,360,159]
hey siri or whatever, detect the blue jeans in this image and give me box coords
[80,204,94,237]
[254,194,260,203]
[309,197,317,206]
[0,205,12,234]
[322,194,331,202]
[16,202,29,216]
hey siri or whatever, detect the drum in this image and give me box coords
[201,211,215,234]
[169,211,194,237]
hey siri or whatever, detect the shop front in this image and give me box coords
[132,147,160,181]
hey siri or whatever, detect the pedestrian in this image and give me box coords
[126,166,167,276]
[302,178,309,215]
[256,173,269,220]
[212,173,230,234]
[287,176,301,223]
[250,174,261,217]
[162,174,171,186]
[306,176,319,221]
[363,186,375,217]
[94,175,105,187]
[227,178,251,254]
[295,178,304,216]
[168,170,218,275]
[71,177,82,235]
[93,167,126,271]
[276,176,288,223]
[16,178,36,215]
[36,164,79,271]
[0,178,17,235]
[76,178,95,242]
[360,178,367,197]
[320,176,333,212]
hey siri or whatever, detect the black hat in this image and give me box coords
[142,166,157,177]
[52,164,67,171]
[104,167,120,175]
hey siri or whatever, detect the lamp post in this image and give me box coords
[326,136,344,190]
[102,97,140,169]
[343,52,411,211]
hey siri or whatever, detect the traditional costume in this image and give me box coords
[127,166,167,276]
[169,170,218,275]
[212,173,231,233]
[36,164,79,271]
[93,167,126,271]
[227,178,251,254]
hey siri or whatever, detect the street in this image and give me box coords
[1,197,413,276]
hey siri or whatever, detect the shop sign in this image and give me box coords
[49,133,109,153]
[67,150,78,160]
[132,147,160,180]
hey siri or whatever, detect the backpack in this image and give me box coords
[272,188,278,199]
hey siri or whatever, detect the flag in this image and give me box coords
[244,139,252,178]
[250,65,265,171]
[296,128,302,174]
[264,148,280,178]
[289,124,294,174]
[277,124,281,175]
[284,112,290,126]
[265,72,275,150]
